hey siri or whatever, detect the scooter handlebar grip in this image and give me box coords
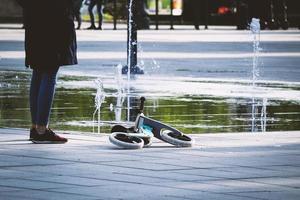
[139,97,146,113]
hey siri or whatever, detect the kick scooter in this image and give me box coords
[109,97,195,149]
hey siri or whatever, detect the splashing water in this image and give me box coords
[116,64,125,95]
[150,44,161,71]
[152,59,161,71]
[250,18,261,88]
[93,78,106,134]
[127,0,134,121]
[250,18,263,132]
[137,43,160,73]
[114,64,125,122]
[152,98,159,112]
[260,98,268,132]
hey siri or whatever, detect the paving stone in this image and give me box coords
[1,128,300,199]
[0,178,76,190]
[226,191,300,200]
[0,186,25,192]
[0,189,99,200]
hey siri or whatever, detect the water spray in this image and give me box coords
[250,18,267,132]
[93,78,106,134]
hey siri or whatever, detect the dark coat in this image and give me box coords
[17,0,78,71]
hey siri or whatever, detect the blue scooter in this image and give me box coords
[109,97,194,149]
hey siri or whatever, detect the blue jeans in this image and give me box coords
[30,68,59,126]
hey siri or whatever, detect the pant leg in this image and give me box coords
[88,0,97,26]
[30,69,42,124]
[36,68,59,126]
[96,0,103,28]
[191,0,200,28]
[74,9,82,28]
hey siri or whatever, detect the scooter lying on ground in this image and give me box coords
[109,97,195,149]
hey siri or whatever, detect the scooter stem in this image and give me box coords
[139,97,146,113]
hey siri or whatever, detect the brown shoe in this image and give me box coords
[31,129,68,144]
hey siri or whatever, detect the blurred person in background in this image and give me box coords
[87,0,106,29]
[190,0,201,30]
[74,0,84,29]
[236,0,249,30]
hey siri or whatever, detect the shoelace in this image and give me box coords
[46,128,56,136]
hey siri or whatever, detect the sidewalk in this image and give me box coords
[1,128,300,200]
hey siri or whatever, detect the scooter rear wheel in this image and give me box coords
[160,130,194,147]
[109,132,144,149]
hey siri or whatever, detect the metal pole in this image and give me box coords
[269,0,277,29]
[155,0,159,30]
[128,0,137,70]
[113,0,117,30]
[122,0,144,75]
[170,0,174,30]
[281,0,289,30]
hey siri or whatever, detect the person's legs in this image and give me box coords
[191,0,200,30]
[30,67,67,143]
[88,0,97,29]
[78,11,82,29]
[96,0,103,29]
[35,67,59,131]
[30,69,42,129]
[74,9,82,29]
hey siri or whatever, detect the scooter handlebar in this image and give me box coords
[139,97,146,113]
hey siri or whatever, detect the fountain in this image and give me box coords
[93,78,106,134]
[124,0,146,122]
[114,64,125,122]
[260,98,268,132]
[249,18,267,132]
[122,0,144,75]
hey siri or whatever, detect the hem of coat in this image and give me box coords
[26,62,78,70]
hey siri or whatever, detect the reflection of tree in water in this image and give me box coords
[0,72,31,129]
[1,72,300,133]
[128,96,140,122]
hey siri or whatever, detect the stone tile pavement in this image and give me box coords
[0,128,300,200]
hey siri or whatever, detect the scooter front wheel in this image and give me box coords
[109,132,144,149]
[160,130,194,147]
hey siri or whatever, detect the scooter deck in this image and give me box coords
[135,114,183,142]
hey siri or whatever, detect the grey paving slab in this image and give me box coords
[226,191,300,200]
[0,186,25,192]
[246,177,300,189]
[45,182,233,200]
[200,166,299,180]
[0,178,78,190]
[1,128,300,199]
[0,189,100,200]
[0,169,56,180]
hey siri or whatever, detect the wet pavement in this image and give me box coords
[0,23,300,133]
[1,128,300,200]
[1,23,300,200]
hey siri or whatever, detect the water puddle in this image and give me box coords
[1,70,300,134]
